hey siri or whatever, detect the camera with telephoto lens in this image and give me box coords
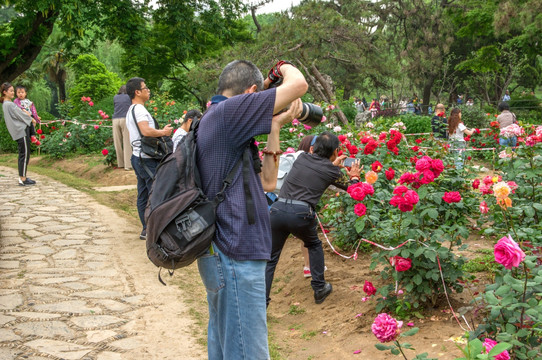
[267,61,324,128]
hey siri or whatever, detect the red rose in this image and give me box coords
[403,190,419,205]
[398,172,416,185]
[101,148,109,156]
[371,161,383,172]
[415,157,431,171]
[390,256,412,271]
[354,203,367,217]
[467,156,472,160]
[472,179,480,189]
[338,134,347,143]
[37,129,43,134]
[443,191,461,203]
[347,183,366,201]
[430,159,444,177]
[415,138,423,144]
[363,280,376,296]
[393,185,409,195]
[417,169,434,184]
[385,168,395,180]
[40,135,45,139]
[398,203,414,212]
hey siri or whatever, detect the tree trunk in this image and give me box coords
[0,10,58,82]
[250,7,261,33]
[422,76,435,115]
[308,63,348,124]
[58,75,67,102]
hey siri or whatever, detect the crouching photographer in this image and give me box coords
[265,131,361,306]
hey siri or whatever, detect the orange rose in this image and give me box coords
[497,197,512,209]
[365,171,378,185]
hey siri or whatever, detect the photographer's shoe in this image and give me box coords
[314,282,332,304]
[139,229,147,241]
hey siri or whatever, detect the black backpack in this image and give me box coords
[144,117,257,284]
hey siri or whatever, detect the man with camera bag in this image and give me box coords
[196,60,307,360]
[126,77,173,241]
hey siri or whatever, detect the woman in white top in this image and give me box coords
[171,109,202,152]
[447,108,473,171]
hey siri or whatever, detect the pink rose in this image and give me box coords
[430,159,444,177]
[443,191,461,203]
[398,203,414,212]
[361,183,375,196]
[393,185,409,195]
[354,203,367,217]
[363,280,376,296]
[494,235,526,269]
[398,172,416,185]
[94,125,99,129]
[479,201,489,214]
[483,175,493,185]
[482,338,510,360]
[88,101,94,106]
[371,313,403,343]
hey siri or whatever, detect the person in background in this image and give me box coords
[126,77,173,241]
[13,85,38,144]
[502,90,511,102]
[369,98,380,118]
[431,103,447,140]
[266,131,361,307]
[496,101,517,148]
[172,109,202,152]
[112,85,133,171]
[1,82,36,186]
[466,98,474,106]
[448,108,473,170]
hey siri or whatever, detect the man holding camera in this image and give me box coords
[196,60,307,360]
[126,77,173,241]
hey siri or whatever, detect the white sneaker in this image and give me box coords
[303,266,328,278]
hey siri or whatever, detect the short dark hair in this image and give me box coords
[313,131,339,159]
[15,85,26,92]
[498,101,510,112]
[216,60,264,96]
[297,135,315,152]
[126,77,145,99]
[0,82,12,103]
[182,109,202,124]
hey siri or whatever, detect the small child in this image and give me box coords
[13,85,39,144]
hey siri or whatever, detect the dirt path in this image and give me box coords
[0,166,205,360]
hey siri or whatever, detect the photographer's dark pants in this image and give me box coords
[16,127,31,177]
[265,199,326,306]
[131,155,159,230]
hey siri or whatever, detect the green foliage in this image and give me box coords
[401,114,432,134]
[93,97,115,119]
[67,54,122,115]
[457,105,490,130]
[462,254,499,274]
[287,305,305,315]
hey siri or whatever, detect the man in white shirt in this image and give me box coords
[125,77,173,240]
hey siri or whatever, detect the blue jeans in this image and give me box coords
[499,136,517,148]
[450,140,466,171]
[131,155,159,230]
[197,244,270,360]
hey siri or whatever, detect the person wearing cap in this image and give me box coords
[265,131,361,306]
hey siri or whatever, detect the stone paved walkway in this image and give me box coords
[0,167,205,360]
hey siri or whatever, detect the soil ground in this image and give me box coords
[9,154,495,360]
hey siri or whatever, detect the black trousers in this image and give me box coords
[265,200,326,305]
[16,127,31,177]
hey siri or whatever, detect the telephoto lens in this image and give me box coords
[298,103,323,128]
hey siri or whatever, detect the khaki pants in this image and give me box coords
[112,117,132,169]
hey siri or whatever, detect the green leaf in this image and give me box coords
[488,343,511,356]
[413,274,423,285]
[414,247,425,258]
[402,328,419,337]
[495,285,511,296]
[355,217,366,233]
[375,343,390,351]
[427,208,438,219]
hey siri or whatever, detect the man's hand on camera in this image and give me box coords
[272,98,302,127]
[345,160,362,178]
